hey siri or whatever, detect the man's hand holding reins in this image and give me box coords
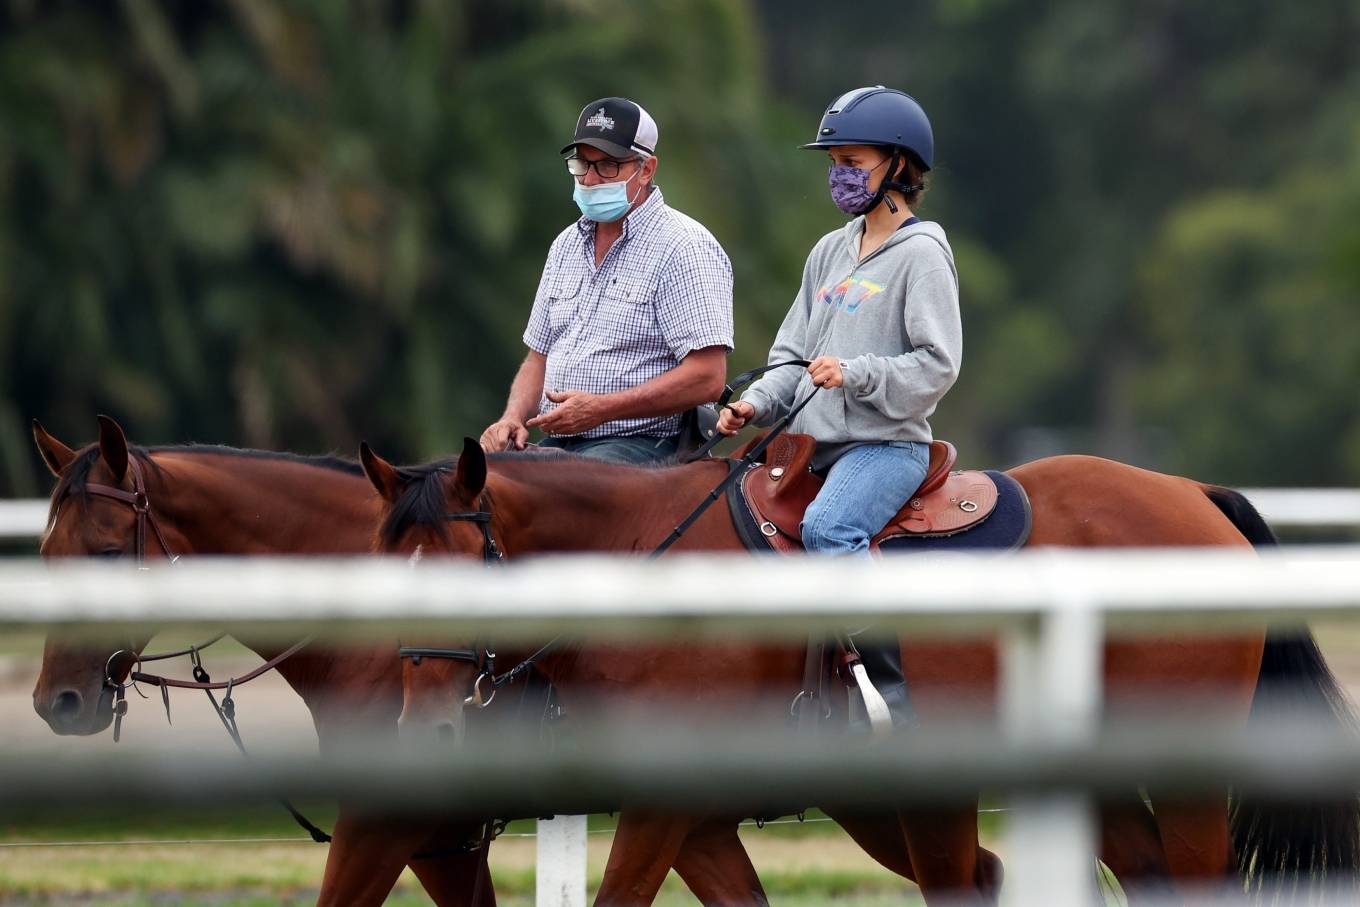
[717,401,755,435]
[481,417,529,452]
[526,390,609,436]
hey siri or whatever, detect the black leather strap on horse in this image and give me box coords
[396,638,561,693]
[654,364,821,556]
[682,359,812,463]
[444,502,503,562]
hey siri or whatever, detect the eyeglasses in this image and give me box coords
[565,156,640,179]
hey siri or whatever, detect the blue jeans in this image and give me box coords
[801,442,931,557]
[537,434,680,466]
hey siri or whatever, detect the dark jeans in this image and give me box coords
[537,434,680,465]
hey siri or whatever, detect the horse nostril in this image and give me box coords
[52,690,83,721]
[435,721,459,744]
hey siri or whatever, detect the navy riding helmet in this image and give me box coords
[801,86,934,215]
[801,85,934,170]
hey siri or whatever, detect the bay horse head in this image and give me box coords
[31,416,172,735]
[362,437,495,745]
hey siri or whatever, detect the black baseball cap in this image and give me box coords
[560,97,659,159]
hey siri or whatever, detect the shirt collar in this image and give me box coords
[574,186,666,241]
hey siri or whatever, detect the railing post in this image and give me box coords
[536,814,588,907]
[1001,586,1104,907]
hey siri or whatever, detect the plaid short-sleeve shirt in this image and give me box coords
[523,188,734,438]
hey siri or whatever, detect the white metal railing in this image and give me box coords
[0,498,50,538]
[7,549,1360,906]
[5,488,1360,541]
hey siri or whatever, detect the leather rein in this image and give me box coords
[393,359,819,703]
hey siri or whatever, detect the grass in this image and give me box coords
[0,806,944,905]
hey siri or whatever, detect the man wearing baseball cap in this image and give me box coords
[480,97,733,464]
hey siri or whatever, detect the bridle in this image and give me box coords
[396,496,559,709]
[82,456,178,565]
[65,456,190,717]
[59,452,332,843]
[392,359,818,700]
[443,499,503,565]
[77,457,315,726]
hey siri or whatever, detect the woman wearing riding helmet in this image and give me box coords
[717,86,961,729]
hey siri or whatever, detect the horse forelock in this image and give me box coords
[45,445,158,530]
[378,458,458,549]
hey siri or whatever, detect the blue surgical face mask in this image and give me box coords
[572,172,642,223]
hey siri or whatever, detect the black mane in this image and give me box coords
[377,458,459,548]
[377,446,704,548]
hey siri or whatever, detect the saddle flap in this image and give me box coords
[739,433,821,544]
[873,471,999,541]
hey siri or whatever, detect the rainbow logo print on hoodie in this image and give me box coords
[817,275,885,313]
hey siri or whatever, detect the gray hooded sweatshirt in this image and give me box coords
[741,218,961,469]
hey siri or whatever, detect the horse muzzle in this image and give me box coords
[35,684,116,736]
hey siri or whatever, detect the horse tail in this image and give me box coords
[1203,485,1278,548]
[1204,485,1360,895]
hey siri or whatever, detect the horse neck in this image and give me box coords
[488,458,734,555]
[144,452,392,701]
[147,451,378,556]
[487,458,739,690]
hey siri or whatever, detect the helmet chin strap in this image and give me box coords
[864,148,924,215]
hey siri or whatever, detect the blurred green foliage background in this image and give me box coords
[2,0,1357,496]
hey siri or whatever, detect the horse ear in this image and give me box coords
[95,415,129,482]
[455,437,487,500]
[32,419,77,476]
[360,442,405,503]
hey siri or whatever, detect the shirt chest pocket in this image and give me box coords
[592,277,658,346]
[546,274,584,333]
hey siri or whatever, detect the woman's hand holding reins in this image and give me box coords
[717,401,755,435]
[807,355,845,389]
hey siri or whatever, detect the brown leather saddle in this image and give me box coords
[732,433,999,554]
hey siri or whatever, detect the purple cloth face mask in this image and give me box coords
[828,164,877,215]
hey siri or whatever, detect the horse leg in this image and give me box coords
[1097,794,1176,904]
[1147,791,1236,898]
[670,816,769,907]
[899,802,989,905]
[407,819,498,907]
[316,810,434,907]
[825,809,918,881]
[594,811,701,907]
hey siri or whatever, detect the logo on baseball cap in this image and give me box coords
[561,97,658,159]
